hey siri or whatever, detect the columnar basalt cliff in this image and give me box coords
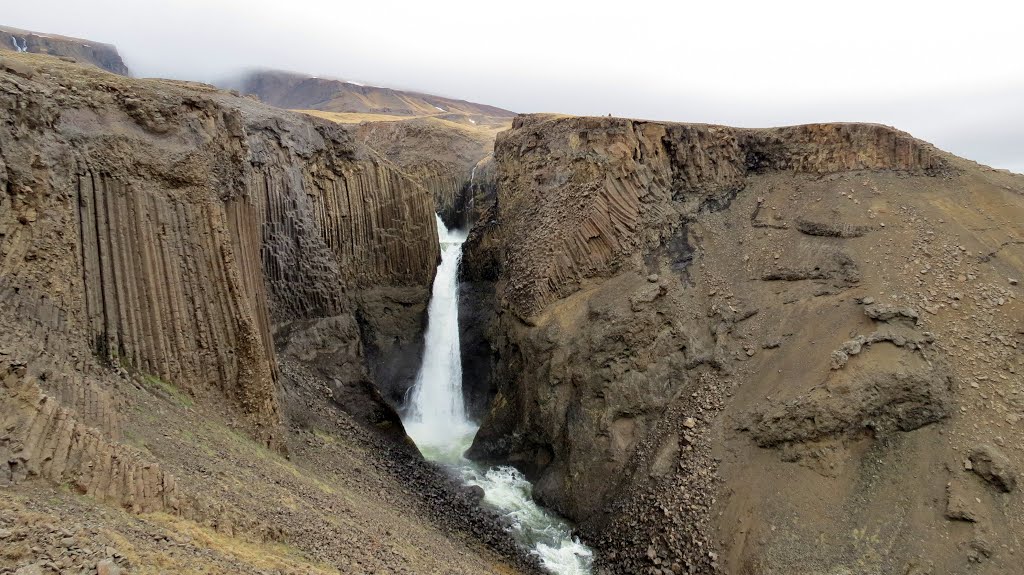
[354,116,507,229]
[464,114,1024,574]
[0,49,439,436]
[0,51,535,575]
[5,37,1023,575]
[227,70,512,231]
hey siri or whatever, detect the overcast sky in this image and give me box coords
[5,0,1022,173]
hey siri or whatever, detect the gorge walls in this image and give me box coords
[479,116,945,321]
[356,117,508,230]
[0,51,439,511]
[464,114,1024,574]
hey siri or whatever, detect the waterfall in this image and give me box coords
[11,37,28,53]
[402,215,594,575]
[403,215,474,449]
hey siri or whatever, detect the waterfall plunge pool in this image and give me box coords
[402,216,593,575]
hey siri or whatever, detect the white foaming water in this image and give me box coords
[404,215,474,447]
[403,216,593,575]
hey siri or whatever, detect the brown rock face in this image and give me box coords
[233,70,513,231]
[0,51,439,509]
[355,117,508,229]
[489,116,944,321]
[0,25,129,76]
[1,366,192,515]
[464,114,1024,573]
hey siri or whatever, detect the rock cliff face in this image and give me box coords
[229,70,512,231]
[0,50,439,506]
[465,114,1024,573]
[1,25,130,76]
[0,51,536,575]
[355,117,507,229]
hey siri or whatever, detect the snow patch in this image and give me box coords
[434,105,447,112]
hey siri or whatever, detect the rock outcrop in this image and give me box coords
[0,51,439,505]
[1,364,190,514]
[355,117,507,230]
[228,70,512,231]
[464,114,1024,574]
[1,25,129,75]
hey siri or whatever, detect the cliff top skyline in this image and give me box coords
[6,1,1015,174]
[5,1,1022,173]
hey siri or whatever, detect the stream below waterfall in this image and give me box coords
[402,215,593,575]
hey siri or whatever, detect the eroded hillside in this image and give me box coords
[463,114,1024,574]
[0,51,533,574]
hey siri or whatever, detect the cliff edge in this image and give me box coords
[465,113,1024,574]
[0,51,532,574]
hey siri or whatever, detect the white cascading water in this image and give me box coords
[403,215,593,575]
[467,165,477,211]
[403,215,475,447]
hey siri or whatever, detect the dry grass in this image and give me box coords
[293,109,413,124]
[147,514,341,575]
[294,109,510,136]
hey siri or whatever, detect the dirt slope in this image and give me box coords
[463,114,1024,574]
[0,51,534,575]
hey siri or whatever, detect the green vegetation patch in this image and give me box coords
[141,374,194,407]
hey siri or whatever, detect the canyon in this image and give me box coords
[2,30,1024,575]
[0,50,530,574]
